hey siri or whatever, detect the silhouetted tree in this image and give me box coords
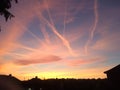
[0,0,18,21]
[0,0,18,31]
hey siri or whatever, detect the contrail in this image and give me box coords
[43,0,54,25]
[37,1,76,56]
[49,24,75,56]
[40,24,50,44]
[15,43,37,52]
[90,0,98,40]
[27,30,45,45]
[85,0,98,54]
[45,17,75,56]
[63,0,67,37]
[42,0,54,44]
[37,12,76,56]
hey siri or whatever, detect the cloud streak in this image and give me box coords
[36,10,76,56]
[14,55,61,65]
[85,0,99,54]
[67,57,103,66]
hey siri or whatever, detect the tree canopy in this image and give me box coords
[0,0,18,21]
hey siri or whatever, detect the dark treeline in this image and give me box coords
[0,74,119,90]
[22,78,108,90]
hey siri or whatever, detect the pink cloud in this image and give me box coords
[67,58,104,66]
[92,31,120,51]
[14,55,62,65]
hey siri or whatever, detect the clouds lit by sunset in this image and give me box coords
[0,0,120,80]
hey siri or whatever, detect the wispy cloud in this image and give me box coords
[92,31,120,51]
[67,57,104,66]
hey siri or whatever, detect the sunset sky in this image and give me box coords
[0,0,120,80]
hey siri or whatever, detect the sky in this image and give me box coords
[0,0,120,80]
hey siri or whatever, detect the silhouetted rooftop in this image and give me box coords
[0,74,21,82]
[0,74,24,90]
[104,64,120,74]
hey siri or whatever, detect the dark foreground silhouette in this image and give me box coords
[0,74,119,90]
[0,64,120,90]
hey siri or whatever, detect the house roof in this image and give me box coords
[0,74,23,90]
[0,74,21,82]
[104,64,120,74]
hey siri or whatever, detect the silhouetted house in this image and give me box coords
[0,74,24,90]
[104,64,120,82]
